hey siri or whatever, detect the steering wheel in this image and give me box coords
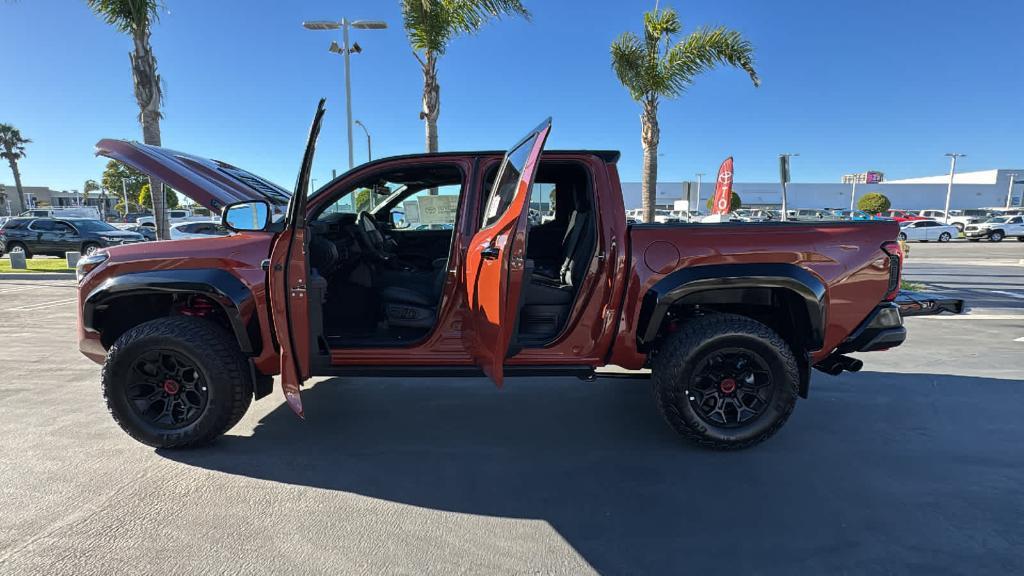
[355,211,392,261]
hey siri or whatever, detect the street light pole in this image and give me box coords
[943,153,966,224]
[779,153,799,221]
[303,18,387,171]
[849,179,858,210]
[354,120,372,162]
[694,172,704,214]
[1006,172,1018,209]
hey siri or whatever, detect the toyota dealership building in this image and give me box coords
[621,168,1024,212]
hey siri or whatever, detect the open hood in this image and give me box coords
[95,139,292,213]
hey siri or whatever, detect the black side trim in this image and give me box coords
[836,303,906,353]
[83,269,257,355]
[316,365,595,379]
[637,263,827,350]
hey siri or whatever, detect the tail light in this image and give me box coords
[881,241,903,301]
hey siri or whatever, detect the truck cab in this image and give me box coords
[78,104,939,451]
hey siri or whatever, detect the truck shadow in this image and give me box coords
[161,372,1024,574]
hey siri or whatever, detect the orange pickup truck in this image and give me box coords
[78,102,925,450]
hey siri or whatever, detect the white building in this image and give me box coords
[621,169,1024,212]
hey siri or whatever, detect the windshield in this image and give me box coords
[71,219,118,232]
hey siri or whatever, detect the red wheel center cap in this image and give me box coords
[163,379,180,395]
[720,378,737,394]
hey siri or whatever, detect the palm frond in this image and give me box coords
[668,26,760,94]
[0,124,31,161]
[402,0,530,55]
[610,32,650,100]
[86,0,162,34]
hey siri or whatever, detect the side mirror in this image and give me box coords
[222,200,270,232]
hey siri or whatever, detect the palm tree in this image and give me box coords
[401,0,530,153]
[611,6,759,223]
[86,0,169,238]
[0,123,31,214]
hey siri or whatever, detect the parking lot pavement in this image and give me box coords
[1,265,1023,575]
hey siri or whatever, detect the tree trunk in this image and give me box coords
[421,51,440,154]
[640,97,660,223]
[8,159,26,213]
[131,26,168,239]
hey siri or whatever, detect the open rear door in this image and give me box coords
[463,119,552,386]
[267,99,326,417]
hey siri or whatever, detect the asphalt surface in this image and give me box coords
[0,244,1022,575]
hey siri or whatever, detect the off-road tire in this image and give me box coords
[652,313,800,450]
[102,317,252,448]
[6,241,31,259]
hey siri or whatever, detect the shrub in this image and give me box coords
[857,192,891,214]
[705,192,742,212]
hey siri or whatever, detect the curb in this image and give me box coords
[0,273,76,280]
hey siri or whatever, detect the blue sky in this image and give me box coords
[4,0,1023,193]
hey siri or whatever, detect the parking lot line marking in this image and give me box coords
[912,314,1024,321]
[6,298,79,312]
[989,290,1024,299]
[0,286,36,294]
[1015,337,1024,342]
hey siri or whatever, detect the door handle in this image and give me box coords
[481,246,500,260]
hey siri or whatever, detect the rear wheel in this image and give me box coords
[102,317,252,448]
[652,313,799,450]
[1017,236,1024,242]
[938,232,952,242]
[6,241,31,258]
[990,230,1005,242]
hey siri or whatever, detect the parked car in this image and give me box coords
[122,224,157,241]
[963,215,1024,242]
[122,211,152,224]
[882,209,929,223]
[791,209,839,221]
[917,209,990,232]
[137,209,214,228]
[168,221,232,240]
[79,106,960,452]
[898,219,958,242]
[20,206,102,220]
[0,217,144,257]
[834,209,886,221]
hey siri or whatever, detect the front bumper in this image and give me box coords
[838,303,906,353]
[963,229,991,238]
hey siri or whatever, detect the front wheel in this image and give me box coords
[82,242,101,256]
[939,232,952,242]
[101,317,252,448]
[652,313,799,450]
[898,232,908,241]
[1017,236,1024,242]
[990,230,1005,242]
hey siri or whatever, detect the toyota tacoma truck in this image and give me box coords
[77,102,920,450]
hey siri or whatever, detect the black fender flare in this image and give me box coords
[637,263,827,351]
[83,269,258,355]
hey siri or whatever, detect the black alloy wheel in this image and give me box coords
[688,349,774,428]
[126,349,209,429]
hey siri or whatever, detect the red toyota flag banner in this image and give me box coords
[711,157,734,215]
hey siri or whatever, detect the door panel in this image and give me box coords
[462,119,551,386]
[267,99,326,417]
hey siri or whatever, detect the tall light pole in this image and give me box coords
[354,120,372,162]
[943,153,966,224]
[1005,172,1022,209]
[302,18,387,171]
[694,172,705,214]
[779,153,799,221]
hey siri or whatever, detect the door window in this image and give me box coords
[481,140,536,229]
[28,219,56,231]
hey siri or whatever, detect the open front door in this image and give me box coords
[267,99,326,417]
[463,119,552,386]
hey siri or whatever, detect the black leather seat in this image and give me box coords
[379,259,447,329]
[525,207,593,305]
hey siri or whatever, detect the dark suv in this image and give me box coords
[0,217,144,257]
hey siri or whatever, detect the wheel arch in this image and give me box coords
[637,263,827,353]
[83,269,260,356]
